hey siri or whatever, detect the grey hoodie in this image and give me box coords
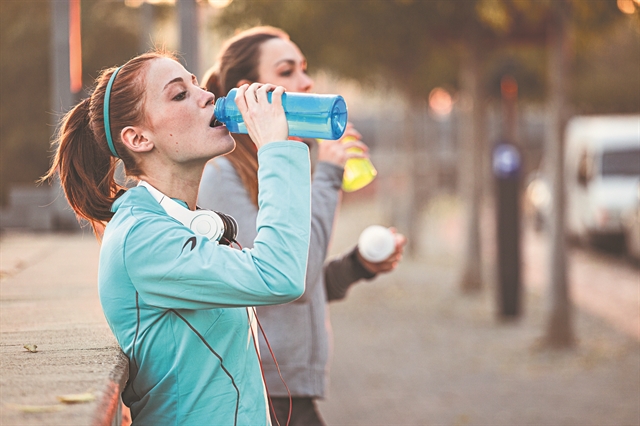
[198,146,374,398]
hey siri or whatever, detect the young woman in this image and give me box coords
[43,51,312,425]
[199,27,406,425]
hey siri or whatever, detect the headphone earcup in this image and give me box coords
[215,212,238,246]
[139,181,237,244]
[189,211,225,242]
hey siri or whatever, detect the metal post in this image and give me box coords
[177,0,199,76]
[493,143,522,318]
[139,2,155,53]
[49,0,81,231]
[50,0,72,120]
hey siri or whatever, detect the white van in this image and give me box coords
[565,115,640,244]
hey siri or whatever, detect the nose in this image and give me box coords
[299,73,313,93]
[200,87,215,107]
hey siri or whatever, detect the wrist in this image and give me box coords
[350,246,377,279]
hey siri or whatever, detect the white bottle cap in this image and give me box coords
[358,225,395,263]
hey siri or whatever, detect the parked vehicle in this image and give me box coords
[564,115,640,246]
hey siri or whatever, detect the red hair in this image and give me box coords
[202,26,289,207]
[41,51,177,235]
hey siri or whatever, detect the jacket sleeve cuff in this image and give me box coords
[324,246,377,302]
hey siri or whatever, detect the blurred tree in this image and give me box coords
[213,0,634,348]
[214,0,633,108]
[0,1,52,205]
[572,18,640,114]
[81,1,143,85]
[0,0,140,206]
[543,0,575,348]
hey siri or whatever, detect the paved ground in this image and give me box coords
[318,196,640,426]
[1,195,638,426]
[0,232,125,426]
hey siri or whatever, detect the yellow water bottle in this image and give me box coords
[341,136,377,192]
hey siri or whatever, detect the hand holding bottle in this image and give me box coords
[231,83,288,149]
[319,123,377,192]
[214,87,347,140]
[318,124,367,167]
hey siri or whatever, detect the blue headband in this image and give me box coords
[104,66,123,158]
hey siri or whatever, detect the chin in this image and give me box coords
[214,133,236,157]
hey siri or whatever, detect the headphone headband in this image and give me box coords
[137,181,237,244]
[104,66,123,158]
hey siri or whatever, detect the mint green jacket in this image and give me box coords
[98,142,311,425]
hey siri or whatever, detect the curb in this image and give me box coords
[92,351,130,426]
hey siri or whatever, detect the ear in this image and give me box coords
[237,79,252,88]
[121,126,154,153]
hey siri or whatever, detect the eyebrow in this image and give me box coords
[163,74,197,91]
[274,59,297,67]
[163,77,183,91]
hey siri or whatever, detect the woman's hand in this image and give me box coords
[356,229,407,274]
[318,123,369,168]
[235,83,288,149]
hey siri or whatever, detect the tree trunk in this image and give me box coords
[459,43,484,293]
[399,101,420,258]
[542,0,576,348]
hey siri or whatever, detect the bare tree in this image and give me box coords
[458,42,485,293]
[542,0,576,348]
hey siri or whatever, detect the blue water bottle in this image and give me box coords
[213,88,348,140]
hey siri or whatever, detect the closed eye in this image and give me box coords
[173,91,187,101]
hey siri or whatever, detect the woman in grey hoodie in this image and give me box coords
[199,26,406,426]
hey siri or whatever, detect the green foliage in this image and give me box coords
[81,1,143,86]
[214,0,488,96]
[0,0,140,205]
[571,18,640,114]
[214,0,634,109]
[483,47,547,102]
[0,1,52,205]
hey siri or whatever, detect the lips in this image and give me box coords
[210,114,224,128]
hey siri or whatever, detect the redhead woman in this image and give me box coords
[199,27,406,426]
[43,51,312,425]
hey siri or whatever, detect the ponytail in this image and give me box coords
[42,97,123,234]
[41,51,176,236]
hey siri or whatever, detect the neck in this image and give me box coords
[139,167,203,211]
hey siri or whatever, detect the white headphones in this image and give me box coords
[138,181,237,244]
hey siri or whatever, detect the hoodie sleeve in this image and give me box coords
[124,141,311,309]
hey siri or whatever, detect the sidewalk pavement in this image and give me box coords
[319,196,640,425]
[0,232,127,426]
[1,195,638,426]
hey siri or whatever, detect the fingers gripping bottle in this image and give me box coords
[213,88,348,140]
[340,135,377,192]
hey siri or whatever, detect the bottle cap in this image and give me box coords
[358,225,395,263]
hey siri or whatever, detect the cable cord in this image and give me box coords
[248,307,292,426]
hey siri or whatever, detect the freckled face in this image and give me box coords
[143,58,235,164]
[256,38,313,93]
